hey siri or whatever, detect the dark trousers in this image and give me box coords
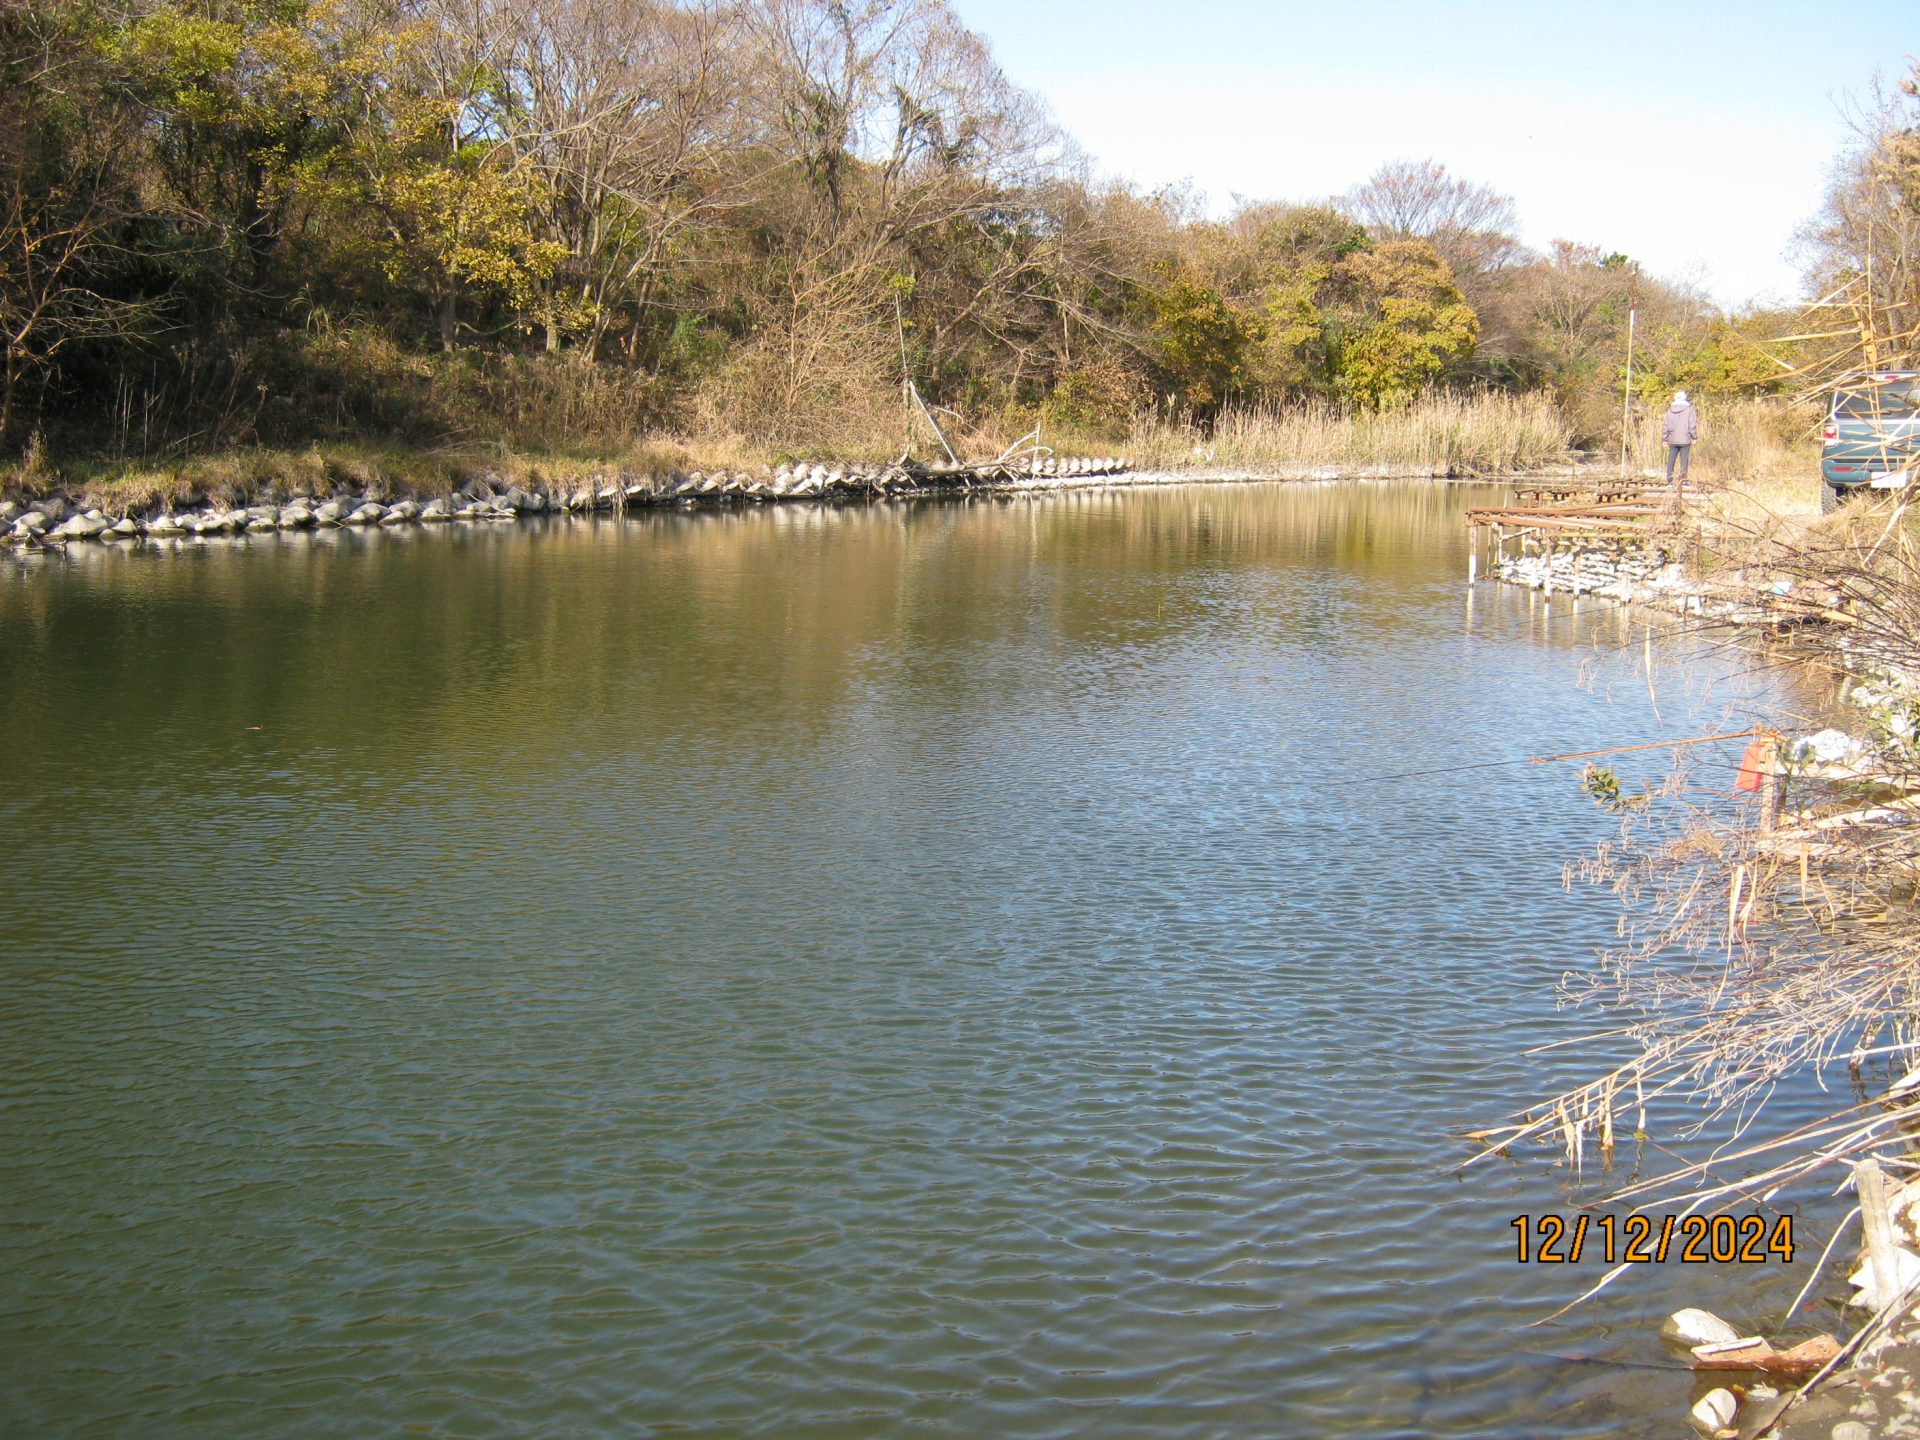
[1665,443,1691,481]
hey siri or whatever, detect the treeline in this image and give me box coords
[0,0,1868,468]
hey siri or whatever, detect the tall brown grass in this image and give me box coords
[1652,396,1826,521]
[1125,391,1575,475]
[59,434,791,510]
[11,348,1605,503]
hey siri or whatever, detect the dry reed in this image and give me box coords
[1472,494,1920,1347]
[1125,391,1575,474]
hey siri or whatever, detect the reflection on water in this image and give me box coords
[0,483,1837,1437]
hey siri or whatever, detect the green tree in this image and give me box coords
[1331,240,1477,406]
[1149,270,1262,414]
[109,0,348,285]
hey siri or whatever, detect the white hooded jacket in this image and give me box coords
[1662,396,1699,445]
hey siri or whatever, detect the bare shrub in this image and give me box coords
[689,307,900,453]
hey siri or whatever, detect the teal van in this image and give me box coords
[1822,371,1920,503]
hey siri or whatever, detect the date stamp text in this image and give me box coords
[1511,1213,1794,1264]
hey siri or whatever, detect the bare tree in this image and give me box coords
[479,0,749,355]
[714,0,1064,431]
[0,0,158,445]
[1343,157,1523,280]
[1793,71,1920,379]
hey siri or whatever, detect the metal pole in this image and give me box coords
[1620,302,1637,476]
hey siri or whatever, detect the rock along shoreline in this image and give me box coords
[1489,533,1859,631]
[0,459,1567,551]
[0,456,1162,548]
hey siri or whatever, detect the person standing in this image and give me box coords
[1662,389,1700,486]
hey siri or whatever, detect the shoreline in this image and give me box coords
[1484,516,1863,633]
[2,460,1579,550]
[1491,526,1920,1440]
[1490,540,1828,627]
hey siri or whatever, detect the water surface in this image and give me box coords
[0,483,1840,1437]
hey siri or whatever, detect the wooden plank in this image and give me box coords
[1464,512,1655,534]
[1689,1335,1843,1378]
[1467,505,1661,520]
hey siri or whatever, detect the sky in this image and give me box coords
[950,0,1916,310]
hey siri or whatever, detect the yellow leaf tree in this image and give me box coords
[1333,240,1478,407]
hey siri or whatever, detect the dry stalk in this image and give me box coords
[1469,505,1920,1350]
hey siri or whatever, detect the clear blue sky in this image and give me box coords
[951,0,1915,308]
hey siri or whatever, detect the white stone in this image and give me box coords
[1687,1388,1736,1437]
[1791,728,1862,766]
[1661,1309,1741,1347]
[1847,1243,1920,1310]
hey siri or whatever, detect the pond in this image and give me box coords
[0,482,1844,1437]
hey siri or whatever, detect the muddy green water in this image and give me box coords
[0,483,1838,1437]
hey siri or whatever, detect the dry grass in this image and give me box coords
[36,440,754,509]
[1671,397,1828,524]
[1126,390,1576,474]
[9,424,837,507]
[1471,491,1920,1343]
[16,383,1780,506]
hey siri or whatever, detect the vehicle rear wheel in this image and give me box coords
[1820,480,1841,514]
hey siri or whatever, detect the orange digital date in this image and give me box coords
[1511,1213,1794,1264]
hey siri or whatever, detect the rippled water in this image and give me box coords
[0,483,1844,1437]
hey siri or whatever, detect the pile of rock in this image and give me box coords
[1,457,1138,548]
[1492,539,1869,629]
[1493,541,1677,600]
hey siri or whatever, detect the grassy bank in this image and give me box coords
[5,389,1599,509]
[23,438,775,514]
[2,386,1835,515]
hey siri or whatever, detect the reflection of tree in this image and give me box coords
[0,485,1496,771]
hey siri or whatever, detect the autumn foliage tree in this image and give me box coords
[0,0,1804,460]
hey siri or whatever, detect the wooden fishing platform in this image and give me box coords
[1467,506,1658,533]
[1463,478,1706,590]
[1509,478,1672,505]
[1467,478,1702,535]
